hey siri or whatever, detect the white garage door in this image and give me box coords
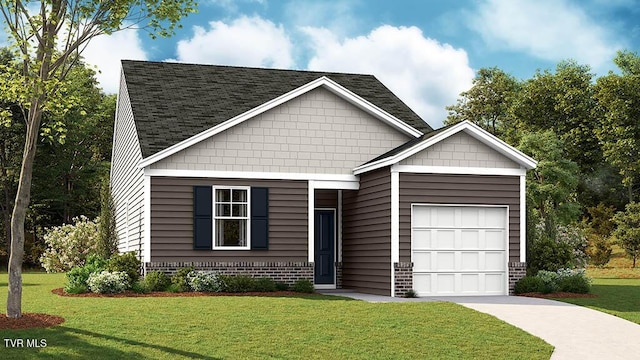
[412,205,508,296]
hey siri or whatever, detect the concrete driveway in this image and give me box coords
[447,296,640,360]
[321,291,640,360]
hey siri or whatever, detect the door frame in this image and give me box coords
[410,203,509,296]
[314,208,337,289]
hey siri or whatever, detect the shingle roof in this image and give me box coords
[121,60,432,158]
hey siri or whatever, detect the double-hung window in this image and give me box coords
[213,187,250,249]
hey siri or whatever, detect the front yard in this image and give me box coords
[0,273,553,359]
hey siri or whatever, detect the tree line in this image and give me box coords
[0,49,115,268]
[446,50,640,271]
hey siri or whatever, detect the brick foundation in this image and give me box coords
[508,262,527,294]
[335,262,343,288]
[394,262,413,297]
[145,261,314,285]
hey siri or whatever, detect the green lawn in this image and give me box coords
[0,273,553,359]
[554,278,640,325]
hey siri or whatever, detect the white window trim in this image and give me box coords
[212,185,251,250]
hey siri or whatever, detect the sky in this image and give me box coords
[27,1,640,128]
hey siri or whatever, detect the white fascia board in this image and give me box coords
[308,181,315,263]
[144,168,359,183]
[354,120,537,175]
[138,76,422,169]
[392,165,527,176]
[143,175,151,264]
[520,174,527,263]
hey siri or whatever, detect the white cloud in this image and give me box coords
[82,30,147,93]
[303,25,474,128]
[172,16,294,68]
[471,0,622,70]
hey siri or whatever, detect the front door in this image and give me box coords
[314,209,335,285]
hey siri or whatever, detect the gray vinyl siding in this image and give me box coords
[150,87,413,175]
[315,190,338,208]
[399,173,520,263]
[150,177,308,262]
[342,168,391,295]
[110,71,144,256]
[400,131,520,169]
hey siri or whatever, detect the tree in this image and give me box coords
[511,61,600,172]
[612,202,640,267]
[518,130,581,225]
[445,67,520,140]
[97,177,117,259]
[594,51,640,202]
[0,0,196,318]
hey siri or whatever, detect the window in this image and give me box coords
[213,187,250,249]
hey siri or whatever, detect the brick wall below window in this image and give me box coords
[145,261,314,285]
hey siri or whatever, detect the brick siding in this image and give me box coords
[508,262,527,294]
[394,262,413,297]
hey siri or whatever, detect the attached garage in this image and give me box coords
[411,205,508,296]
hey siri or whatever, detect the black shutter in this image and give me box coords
[193,186,212,250]
[251,187,269,250]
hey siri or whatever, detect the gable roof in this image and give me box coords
[353,121,537,174]
[121,60,432,159]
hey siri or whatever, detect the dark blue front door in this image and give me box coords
[314,210,335,285]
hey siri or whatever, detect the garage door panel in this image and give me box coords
[412,205,507,296]
[461,230,480,248]
[434,230,455,249]
[485,230,505,248]
[485,252,505,271]
[436,252,455,270]
[460,252,480,270]
[413,230,431,248]
[461,274,480,293]
[412,252,431,270]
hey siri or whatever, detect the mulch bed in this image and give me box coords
[518,292,598,299]
[0,313,65,330]
[51,288,312,298]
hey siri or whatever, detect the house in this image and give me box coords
[110,60,536,297]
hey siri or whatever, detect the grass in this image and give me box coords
[0,273,553,360]
[554,278,640,324]
[586,245,640,279]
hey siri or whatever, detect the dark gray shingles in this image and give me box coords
[122,60,433,158]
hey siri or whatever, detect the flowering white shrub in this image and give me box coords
[87,271,130,294]
[39,216,100,273]
[188,271,221,292]
[556,224,589,268]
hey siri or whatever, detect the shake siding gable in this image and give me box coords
[398,173,521,263]
[342,168,392,296]
[110,71,145,256]
[399,131,521,168]
[150,87,413,175]
[150,177,308,262]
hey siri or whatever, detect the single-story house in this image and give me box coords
[110,60,536,297]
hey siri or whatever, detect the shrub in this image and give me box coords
[254,277,277,292]
[143,271,171,292]
[404,289,418,298]
[64,255,108,293]
[527,219,588,275]
[171,267,195,292]
[39,216,100,273]
[513,276,545,294]
[87,271,129,294]
[188,271,222,292]
[166,283,181,293]
[291,279,314,293]
[275,282,289,291]
[221,275,257,293]
[536,270,560,293]
[558,274,591,293]
[107,252,141,284]
[613,202,640,267]
[588,235,612,267]
[131,280,150,294]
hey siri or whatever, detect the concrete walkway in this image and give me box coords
[319,290,640,360]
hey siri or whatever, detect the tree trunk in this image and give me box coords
[7,105,42,318]
[1,140,11,259]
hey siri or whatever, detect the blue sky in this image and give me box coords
[77,0,640,128]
